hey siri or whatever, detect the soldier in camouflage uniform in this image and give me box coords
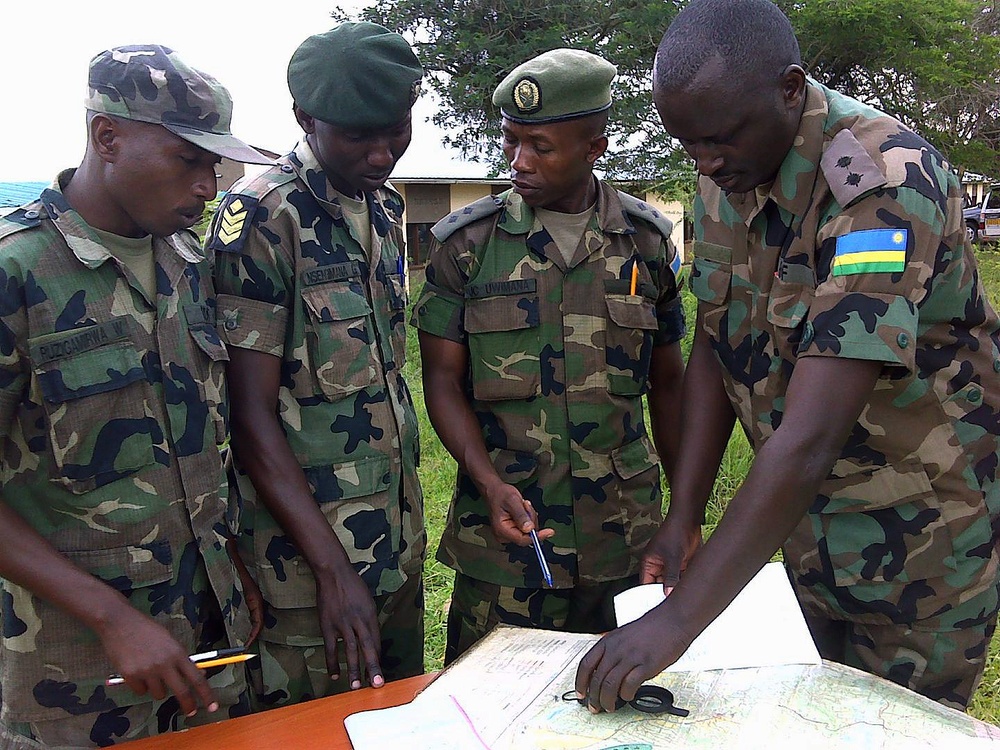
[206,23,425,708]
[0,46,271,747]
[413,49,686,663]
[577,0,1000,712]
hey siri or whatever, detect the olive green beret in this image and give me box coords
[493,48,616,124]
[288,22,423,130]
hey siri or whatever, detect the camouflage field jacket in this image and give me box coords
[414,182,684,588]
[209,140,424,640]
[0,172,250,722]
[691,80,1000,624]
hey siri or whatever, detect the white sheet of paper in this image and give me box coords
[613,561,822,671]
[344,693,491,750]
[417,629,598,746]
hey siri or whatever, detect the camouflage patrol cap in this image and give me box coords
[287,22,423,130]
[493,48,616,124]
[86,44,272,164]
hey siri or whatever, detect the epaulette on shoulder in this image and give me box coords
[208,165,300,254]
[819,128,888,208]
[431,194,505,243]
[241,163,299,200]
[207,190,261,254]
[617,191,673,241]
[0,206,43,242]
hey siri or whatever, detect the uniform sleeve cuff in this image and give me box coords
[654,296,686,346]
[409,283,465,343]
[217,294,288,356]
[798,291,917,372]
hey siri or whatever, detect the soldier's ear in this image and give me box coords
[293,104,316,135]
[90,114,121,163]
[780,65,807,112]
[587,135,609,165]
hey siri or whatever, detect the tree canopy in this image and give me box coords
[781,0,1000,180]
[336,0,1000,197]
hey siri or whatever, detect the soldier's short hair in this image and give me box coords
[654,0,801,94]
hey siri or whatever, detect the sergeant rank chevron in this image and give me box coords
[217,198,248,246]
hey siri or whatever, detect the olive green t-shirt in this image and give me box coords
[333,188,372,255]
[90,225,155,302]
[535,204,596,266]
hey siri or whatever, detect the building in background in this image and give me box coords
[0,181,47,214]
[963,172,998,207]
[389,177,686,266]
[2,151,685,258]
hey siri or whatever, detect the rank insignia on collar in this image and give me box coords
[513,77,541,114]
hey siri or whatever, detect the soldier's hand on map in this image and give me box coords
[99,605,218,716]
[316,564,383,690]
[484,481,556,546]
[574,605,695,713]
[640,511,703,594]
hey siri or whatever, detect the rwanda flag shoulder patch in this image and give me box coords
[670,250,683,281]
[832,228,908,277]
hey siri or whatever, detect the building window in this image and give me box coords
[405,184,450,223]
[407,222,435,266]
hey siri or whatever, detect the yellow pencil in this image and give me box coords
[629,261,638,296]
[193,653,257,669]
[105,653,256,686]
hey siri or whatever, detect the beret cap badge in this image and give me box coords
[512,77,541,114]
[493,48,615,124]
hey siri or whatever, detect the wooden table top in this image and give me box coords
[121,673,438,749]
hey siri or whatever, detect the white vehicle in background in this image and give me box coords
[979,187,1000,242]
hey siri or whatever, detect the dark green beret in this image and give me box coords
[288,22,423,130]
[493,48,616,124]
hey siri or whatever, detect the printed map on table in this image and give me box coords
[503,656,1000,749]
[417,625,1000,749]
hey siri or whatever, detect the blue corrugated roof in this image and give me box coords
[0,181,47,208]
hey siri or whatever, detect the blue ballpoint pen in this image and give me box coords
[529,529,554,588]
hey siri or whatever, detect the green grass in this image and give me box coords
[969,246,1000,723]
[979,245,1000,312]
[406,251,1000,721]
[402,312,455,670]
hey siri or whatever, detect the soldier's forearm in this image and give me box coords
[418,332,509,496]
[664,327,735,523]
[226,347,355,577]
[230,411,355,576]
[671,356,881,643]
[0,501,139,636]
[423,371,506,497]
[647,342,685,484]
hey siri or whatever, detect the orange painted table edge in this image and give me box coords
[121,672,439,750]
